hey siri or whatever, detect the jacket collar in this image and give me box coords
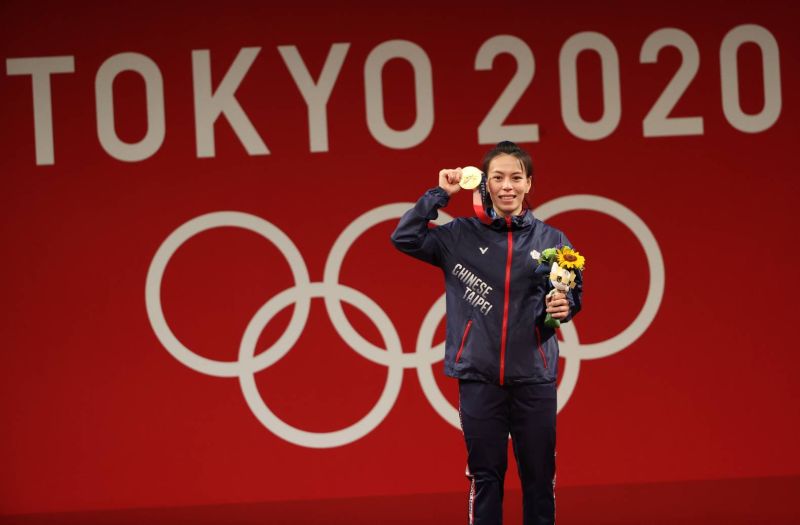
[486,209,535,231]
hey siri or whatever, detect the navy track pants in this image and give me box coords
[458,379,557,525]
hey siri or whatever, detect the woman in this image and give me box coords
[391,141,583,525]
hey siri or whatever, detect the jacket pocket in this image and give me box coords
[455,320,473,363]
[534,326,548,369]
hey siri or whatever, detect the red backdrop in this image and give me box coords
[2,0,799,519]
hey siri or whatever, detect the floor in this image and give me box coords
[3,475,799,524]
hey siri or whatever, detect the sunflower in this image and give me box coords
[556,246,585,270]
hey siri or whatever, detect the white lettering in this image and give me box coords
[364,40,433,149]
[559,32,621,141]
[95,53,165,162]
[278,43,349,153]
[192,47,268,157]
[6,56,75,165]
[720,24,782,133]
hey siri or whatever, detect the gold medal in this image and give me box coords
[459,166,482,190]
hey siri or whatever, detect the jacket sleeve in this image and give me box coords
[390,187,454,267]
[559,232,584,323]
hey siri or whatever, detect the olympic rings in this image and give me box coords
[145,211,311,378]
[145,196,664,448]
[239,282,403,448]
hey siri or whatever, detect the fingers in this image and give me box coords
[546,297,568,307]
[546,303,569,313]
[439,168,462,185]
[547,305,569,318]
[546,293,569,317]
[448,168,462,185]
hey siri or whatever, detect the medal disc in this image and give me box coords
[459,166,482,190]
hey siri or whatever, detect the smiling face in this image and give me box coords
[487,153,532,218]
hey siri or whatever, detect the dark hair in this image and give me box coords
[481,141,534,182]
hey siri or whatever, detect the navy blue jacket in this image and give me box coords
[391,187,583,385]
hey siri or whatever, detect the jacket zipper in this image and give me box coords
[499,216,513,385]
[535,326,548,369]
[455,320,473,362]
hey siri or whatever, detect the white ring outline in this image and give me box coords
[145,211,311,377]
[323,203,453,368]
[536,195,665,360]
[238,282,403,449]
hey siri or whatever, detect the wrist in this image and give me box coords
[431,186,452,200]
[438,184,457,197]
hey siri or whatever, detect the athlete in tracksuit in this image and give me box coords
[391,142,583,525]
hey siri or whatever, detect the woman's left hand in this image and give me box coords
[546,291,570,320]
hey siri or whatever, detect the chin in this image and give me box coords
[495,207,517,217]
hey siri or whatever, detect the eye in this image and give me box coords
[556,276,562,282]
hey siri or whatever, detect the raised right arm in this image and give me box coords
[391,168,465,266]
[390,186,453,266]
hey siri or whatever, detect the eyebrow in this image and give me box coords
[491,170,524,175]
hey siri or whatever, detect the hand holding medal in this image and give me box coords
[438,166,483,193]
[438,165,494,224]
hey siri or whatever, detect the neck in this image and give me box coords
[493,206,523,218]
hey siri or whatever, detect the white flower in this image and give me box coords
[530,249,541,261]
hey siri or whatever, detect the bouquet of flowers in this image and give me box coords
[531,245,586,328]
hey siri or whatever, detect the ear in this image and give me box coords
[525,178,533,195]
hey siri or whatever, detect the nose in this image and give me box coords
[502,178,513,189]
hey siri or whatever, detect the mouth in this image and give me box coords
[498,194,516,203]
